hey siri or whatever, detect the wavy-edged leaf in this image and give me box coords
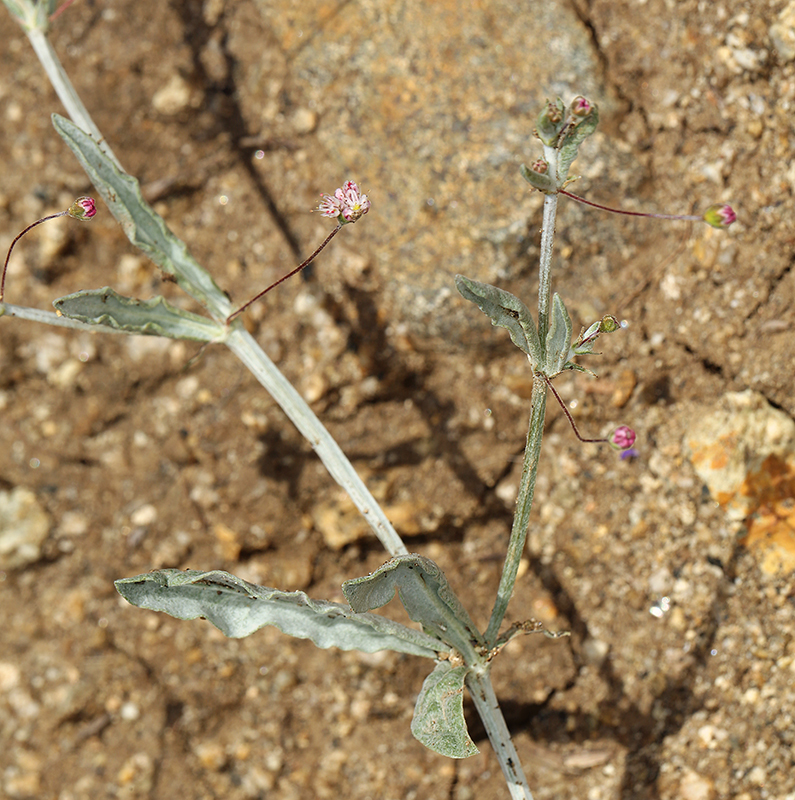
[411,661,478,758]
[52,114,231,319]
[455,275,542,369]
[115,569,441,659]
[54,287,226,342]
[342,554,484,663]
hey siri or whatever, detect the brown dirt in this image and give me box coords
[1,2,794,799]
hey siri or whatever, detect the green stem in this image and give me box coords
[484,375,546,645]
[466,667,535,800]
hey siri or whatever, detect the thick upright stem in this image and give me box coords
[484,375,546,645]
[466,667,535,800]
[225,327,409,558]
[536,194,557,345]
[536,146,560,345]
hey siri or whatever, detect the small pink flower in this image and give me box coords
[67,196,97,221]
[609,425,636,451]
[702,203,736,229]
[319,180,370,224]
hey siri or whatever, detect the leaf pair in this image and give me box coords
[116,554,484,759]
[455,275,574,378]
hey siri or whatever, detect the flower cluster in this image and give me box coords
[319,181,371,224]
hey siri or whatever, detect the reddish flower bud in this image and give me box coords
[609,425,636,451]
[702,203,736,229]
[68,196,97,221]
[570,96,593,117]
[530,158,549,174]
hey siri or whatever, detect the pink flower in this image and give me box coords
[609,425,636,451]
[319,180,371,224]
[67,196,97,221]
[702,203,736,229]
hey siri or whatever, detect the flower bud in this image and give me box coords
[702,203,736,229]
[530,158,549,175]
[67,196,97,221]
[520,162,557,194]
[608,425,636,451]
[598,315,620,333]
[535,98,567,146]
[570,96,593,117]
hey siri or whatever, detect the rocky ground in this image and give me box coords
[1,1,794,798]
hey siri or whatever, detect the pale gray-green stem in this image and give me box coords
[483,143,561,645]
[25,25,122,171]
[484,374,547,645]
[0,301,125,332]
[225,326,409,558]
[536,145,560,344]
[466,667,535,800]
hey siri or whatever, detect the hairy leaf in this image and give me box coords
[411,661,479,758]
[54,287,226,342]
[544,292,573,376]
[454,275,543,369]
[52,114,231,319]
[116,569,441,659]
[342,554,484,663]
[558,104,599,181]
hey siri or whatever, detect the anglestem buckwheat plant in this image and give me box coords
[1,3,736,798]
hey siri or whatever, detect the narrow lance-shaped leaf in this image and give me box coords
[544,292,573,376]
[54,287,227,342]
[52,114,232,320]
[115,569,443,659]
[454,275,543,369]
[342,554,485,664]
[558,103,599,182]
[411,661,479,759]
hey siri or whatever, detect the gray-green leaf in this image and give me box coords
[411,661,479,758]
[558,104,599,182]
[454,275,543,369]
[52,114,231,320]
[115,569,442,659]
[54,287,226,342]
[544,292,573,376]
[342,554,484,663]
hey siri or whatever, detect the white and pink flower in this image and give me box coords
[319,180,371,223]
